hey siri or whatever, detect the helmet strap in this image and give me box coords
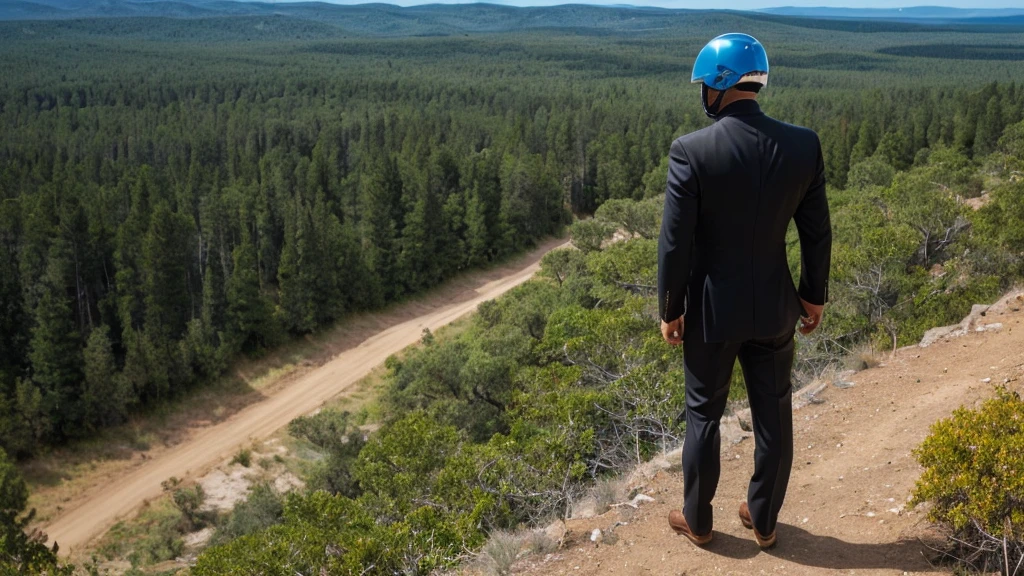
[701,84,727,119]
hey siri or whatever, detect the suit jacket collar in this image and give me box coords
[715,99,763,120]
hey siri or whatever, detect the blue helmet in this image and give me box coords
[691,33,769,91]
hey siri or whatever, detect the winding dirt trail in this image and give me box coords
[44,237,569,557]
[520,292,1024,576]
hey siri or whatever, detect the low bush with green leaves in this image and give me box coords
[230,448,252,468]
[287,409,366,497]
[172,484,209,532]
[211,482,284,546]
[97,498,185,568]
[911,388,1024,573]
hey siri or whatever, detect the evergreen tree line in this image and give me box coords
[0,89,580,456]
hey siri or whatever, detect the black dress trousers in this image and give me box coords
[681,309,795,537]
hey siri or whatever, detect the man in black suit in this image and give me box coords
[657,33,832,550]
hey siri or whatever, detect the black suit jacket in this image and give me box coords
[657,100,832,343]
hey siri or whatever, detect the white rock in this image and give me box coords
[630,494,655,506]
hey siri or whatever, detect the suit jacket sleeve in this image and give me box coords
[658,139,700,322]
[793,136,832,306]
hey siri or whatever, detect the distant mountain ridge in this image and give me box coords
[3,0,1024,31]
[760,6,1024,20]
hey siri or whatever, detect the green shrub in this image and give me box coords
[98,498,184,567]
[194,491,479,575]
[288,410,365,497]
[911,388,1024,571]
[231,448,252,468]
[593,197,661,240]
[172,485,208,531]
[569,219,612,253]
[847,155,895,189]
[213,482,284,545]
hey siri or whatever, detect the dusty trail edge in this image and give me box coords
[44,237,570,557]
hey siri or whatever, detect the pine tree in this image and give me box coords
[226,222,278,355]
[464,188,490,268]
[183,260,225,381]
[81,325,128,429]
[0,206,27,393]
[399,184,441,293]
[277,197,316,333]
[28,241,84,440]
[140,202,194,399]
[975,95,1003,156]
[115,167,158,342]
[464,150,502,265]
[310,192,346,325]
[954,103,979,153]
[432,149,466,278]
[338,220,373,311]
[361,156,403,301]
[850,117,880,165]
[201,252,226,336]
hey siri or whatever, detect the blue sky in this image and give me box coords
[298,1,1024,8]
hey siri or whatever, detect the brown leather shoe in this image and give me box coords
[738,503,777,550]
[668,510,712,546]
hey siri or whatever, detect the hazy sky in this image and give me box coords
[303,0,1024,8]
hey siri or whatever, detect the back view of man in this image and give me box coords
[657,33,832,550]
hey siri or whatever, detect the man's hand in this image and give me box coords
[661,317,683,346]
[799,299,824,335]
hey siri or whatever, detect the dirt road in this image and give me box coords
[520,293,1024,576]
[44,237,569,556]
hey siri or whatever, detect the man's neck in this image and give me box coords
[719,92,758,110]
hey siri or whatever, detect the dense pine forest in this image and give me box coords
[2,3,1024,573]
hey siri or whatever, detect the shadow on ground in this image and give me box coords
[704,523,938,572]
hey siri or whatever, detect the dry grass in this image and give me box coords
[478,531,524,576]
[590,477,626,515]
[523,530,557,555]
[846,343,884,372]
[463,528,557,576]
